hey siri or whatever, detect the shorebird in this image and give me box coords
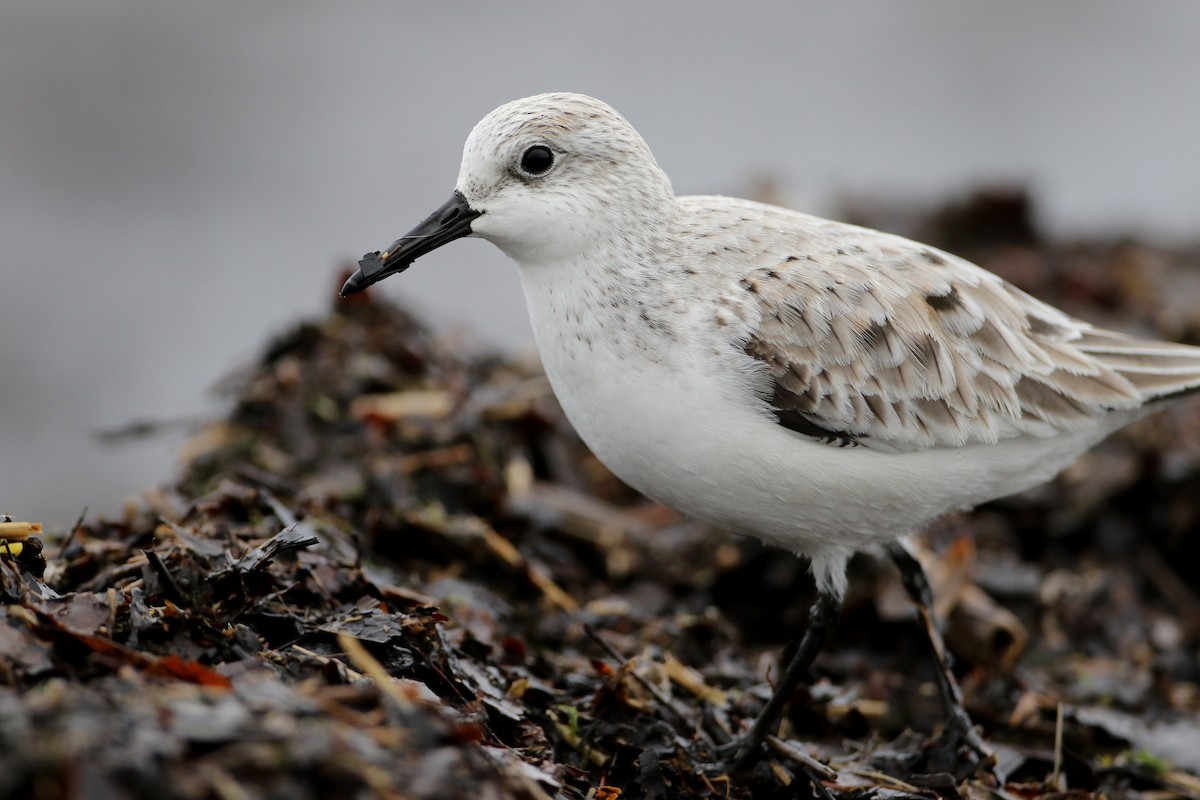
[341,92,1200,770]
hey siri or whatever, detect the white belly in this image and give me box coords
[519,269,1124,595]
[544,345,1090,541]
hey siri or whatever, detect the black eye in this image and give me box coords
[520,145,554,175]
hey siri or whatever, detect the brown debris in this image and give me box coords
[2,190,1200,798]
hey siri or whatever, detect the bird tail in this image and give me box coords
[1076,328,1200,403]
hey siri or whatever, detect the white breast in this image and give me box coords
[514,249,1132,597]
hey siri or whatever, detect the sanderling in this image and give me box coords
[342,93,1200,769]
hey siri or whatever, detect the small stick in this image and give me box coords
[841,768,921,793]
[143,548,190,609]
[336,632,413,709]
[56,506,89,558]
[765,735,838,781]
[583,624,690,728]
[480,525,579,613]
[1052,702,1065,789]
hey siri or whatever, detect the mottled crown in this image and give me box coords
[458,92,674,207]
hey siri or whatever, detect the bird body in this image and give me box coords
[345,92,1200,598]
[341,93,1200,764]
[512,191,1177,597]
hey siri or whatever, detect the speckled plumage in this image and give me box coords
[389,93,1200,597]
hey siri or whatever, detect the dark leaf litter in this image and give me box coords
[3,190,1200,800]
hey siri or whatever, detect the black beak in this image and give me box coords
[340,191,482,297]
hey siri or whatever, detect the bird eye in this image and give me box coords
[519,145,554,176]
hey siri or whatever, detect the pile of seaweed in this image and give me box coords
[2,191,1199,799]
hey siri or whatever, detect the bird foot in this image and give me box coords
[920,707,996,779]
[947,708,991,759]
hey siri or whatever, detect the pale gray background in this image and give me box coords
[3,2,1199,524]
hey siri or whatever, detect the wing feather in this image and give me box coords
[696,198,1200,450]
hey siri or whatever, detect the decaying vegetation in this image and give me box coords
[3,191,1199,799]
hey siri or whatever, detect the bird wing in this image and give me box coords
[694,198,1200,450]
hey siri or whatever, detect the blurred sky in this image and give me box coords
[3,2,1199,525]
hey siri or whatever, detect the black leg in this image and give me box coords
[886,540,990,759]
[727,589,844,769]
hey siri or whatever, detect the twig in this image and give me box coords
[480,525,579,613]
[198,763,254,800]
[336,632,413,709]
[1136,548,1200,630]
[288,644,365,682]
[842,767,921,793]
[584,622,631,664]
[143,548,190,609]
[583,624,691,728]
[765,735,839,782]
[1052,701,1065,789]
[507,771,556,800]
[77,558,148,593]
[56,506,88,558]
[94,413,207,443]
